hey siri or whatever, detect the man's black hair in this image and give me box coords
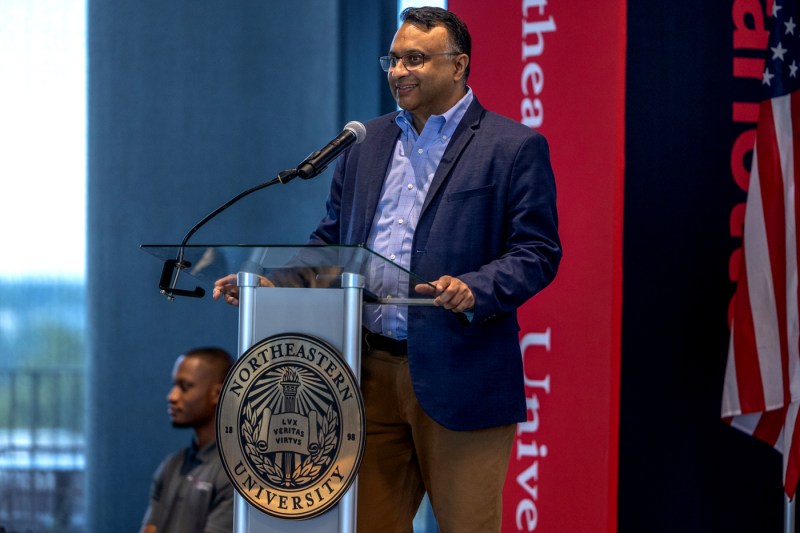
[184,347,234,383]
[400,6,471,80]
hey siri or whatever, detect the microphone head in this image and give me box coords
[344,121,367,144]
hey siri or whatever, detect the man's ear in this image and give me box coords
[453,53,469,81]
[212,382,223,405]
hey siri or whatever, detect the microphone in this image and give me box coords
[157,121,366,300]
[295,121,366,180]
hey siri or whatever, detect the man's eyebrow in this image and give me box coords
[389,48,424,56]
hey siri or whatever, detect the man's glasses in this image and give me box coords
[379,52,457,72]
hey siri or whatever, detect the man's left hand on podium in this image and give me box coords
[212,274,274,307]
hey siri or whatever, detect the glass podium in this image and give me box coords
[141,244,436,533]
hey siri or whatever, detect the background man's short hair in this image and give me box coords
[184,347,234,383]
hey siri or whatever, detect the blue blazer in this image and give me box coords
[309,98,561,430]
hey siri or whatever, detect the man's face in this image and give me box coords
[387,22,467,128]
[167,356,220,429]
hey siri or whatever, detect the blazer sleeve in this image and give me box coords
[457,131,561,324]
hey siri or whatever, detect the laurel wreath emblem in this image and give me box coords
[242,402,339,488]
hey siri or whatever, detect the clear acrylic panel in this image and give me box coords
[140,244,435,304]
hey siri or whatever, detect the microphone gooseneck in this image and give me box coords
[159,122,367,300]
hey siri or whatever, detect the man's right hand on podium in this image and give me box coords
[212,274,274,307]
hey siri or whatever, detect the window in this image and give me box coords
[399,0,447,17]
[0,1,87,531]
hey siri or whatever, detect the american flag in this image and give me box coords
[722,0,800,498]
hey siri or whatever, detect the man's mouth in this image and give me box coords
[396,83,417,95]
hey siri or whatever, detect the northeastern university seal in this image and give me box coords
[217,333,365,520]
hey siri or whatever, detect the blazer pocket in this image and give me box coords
[446,184,495,202]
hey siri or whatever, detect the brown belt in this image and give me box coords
[363,329,408,357]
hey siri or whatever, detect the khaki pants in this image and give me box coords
[357,348,515,533]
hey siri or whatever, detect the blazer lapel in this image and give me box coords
[354,114,401,244]
[420,99,485,216]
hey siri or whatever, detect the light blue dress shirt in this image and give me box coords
[364,88,474,340]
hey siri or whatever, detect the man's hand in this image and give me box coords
[212,274,274,307]
[414,275,474,313]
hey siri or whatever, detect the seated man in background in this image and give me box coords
[140,347,235,533]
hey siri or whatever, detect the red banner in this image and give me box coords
[447,1,626,531]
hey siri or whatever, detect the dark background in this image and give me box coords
[620,1,786,532]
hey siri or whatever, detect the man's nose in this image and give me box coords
[391,59,411,77]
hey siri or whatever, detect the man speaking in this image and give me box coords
[215,6,560,532]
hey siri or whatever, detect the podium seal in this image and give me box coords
[217,333,365,520]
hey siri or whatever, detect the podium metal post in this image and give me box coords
[235,272,261,532]
[338,272,364,533]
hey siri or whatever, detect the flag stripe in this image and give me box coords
[790,91,800,402]
[770,95,796,409]
[752,406,786,444]
[757,99,790,408]
[722,325,742,416]
[729,412,761,434]
[732,243,766,412]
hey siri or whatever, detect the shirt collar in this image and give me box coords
[181,438,218,474]
[396,86,474,139]
[196,439,218,460]
[190,438,219,463]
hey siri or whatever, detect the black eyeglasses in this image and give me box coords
[379,52,458,72]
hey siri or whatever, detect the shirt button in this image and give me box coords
[390,254,396,260]
[442,134,448,140]
[398,218,404,224]
[407,183,414,190]
[417,148,423,154]
[386,330,393,337]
